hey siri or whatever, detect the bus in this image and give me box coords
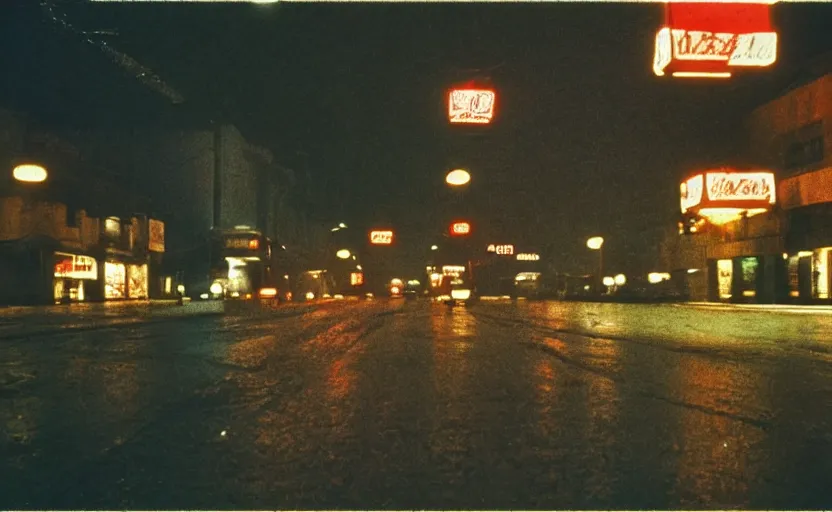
[193,227,289,301]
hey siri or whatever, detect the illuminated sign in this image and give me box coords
[516,253,540,261]
[448,89,495,124]
[225,237,259,250]
[653,2,777,79]
[442,265,466,276]
[681,170,776,224]
[487,244,514,255]
[706,171,775,203]
[148,219,165,253]
[450,222,471,236]
[369,230,393,245]
[350,272,364,286]
[54,253,98,280]
[680,174,705,213]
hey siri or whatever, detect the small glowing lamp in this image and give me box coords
[13,164,48,183]
[446,169,471,186]
[587,237,604,250]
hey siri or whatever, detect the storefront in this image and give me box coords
[104,260,149,300]
[53,252,98,303]
[675,169,784,303]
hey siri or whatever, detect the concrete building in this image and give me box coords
[659,60,832,304]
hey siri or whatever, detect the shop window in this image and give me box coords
[814,248,832,300]
[105,262,126,299]
[104,217,121,240]
[717,259,733,300]
[740,257,758,298]
[788,256,800,298]
[127,264,148,299]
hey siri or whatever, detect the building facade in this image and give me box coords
[747,71,832,303]
[0,109,171,305]
[660,69,832,304]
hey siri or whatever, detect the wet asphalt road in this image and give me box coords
[3,298,832,509]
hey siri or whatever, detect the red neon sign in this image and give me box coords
[450,222,471,236]
[369,230,393,245]
[653,2,777,79]
[448,89,495,124]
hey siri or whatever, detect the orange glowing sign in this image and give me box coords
[450,222,471,236]
[350,272,364,286]
[653,2,777,79]
[369,230,394,245]
[681,170,776,223]
[448,89,495,124]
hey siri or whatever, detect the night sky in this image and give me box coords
[4,1,832,276]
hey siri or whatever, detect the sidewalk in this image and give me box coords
[0,299,225,339]
[679,302,832,315]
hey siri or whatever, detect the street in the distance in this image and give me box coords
[2,299,832,510]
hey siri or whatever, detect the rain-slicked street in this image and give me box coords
[3,299,832,509]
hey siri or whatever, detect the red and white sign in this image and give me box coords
[369,230,394,245]
[450,222,471,236]
[706,171,775,203]
[680,169,776,214]
[54,253,98,280]
[350,272,364,286]
[448,89,496,124]
[653,2,777,78]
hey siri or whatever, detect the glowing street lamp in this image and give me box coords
[602,276,615,287]
[445,169,471,187]
[431,245,438,251]
[336,249,351,260]
[13,164,48,183]
[614,274,627,287]
[586,236,605,294]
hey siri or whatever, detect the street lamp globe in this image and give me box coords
[602,276,615,287]
[336,249,351,259]
[587,236,604,250]
[445,169,471,187]
[13,164,48,183]
[431,245,438,251]
[614,274,627,286]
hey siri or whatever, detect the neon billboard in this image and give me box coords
[680,169,776,224]
[450,221,471,236]
[653,2,777,79]
[369,230,394,245]
[448,89,496,124]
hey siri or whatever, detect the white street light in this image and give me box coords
[13,164,48,183]
[586,236,605,294]
[614,274,627,286]
[602,276,615,287]
[445,169,471,187]
[336,249,351,259]
[431,245,438,251]
[586,236,604,250]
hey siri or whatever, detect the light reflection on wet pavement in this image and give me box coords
[2,299,832,509]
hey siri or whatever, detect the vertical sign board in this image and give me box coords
[148,219,165,253]
[653,2,777,78]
